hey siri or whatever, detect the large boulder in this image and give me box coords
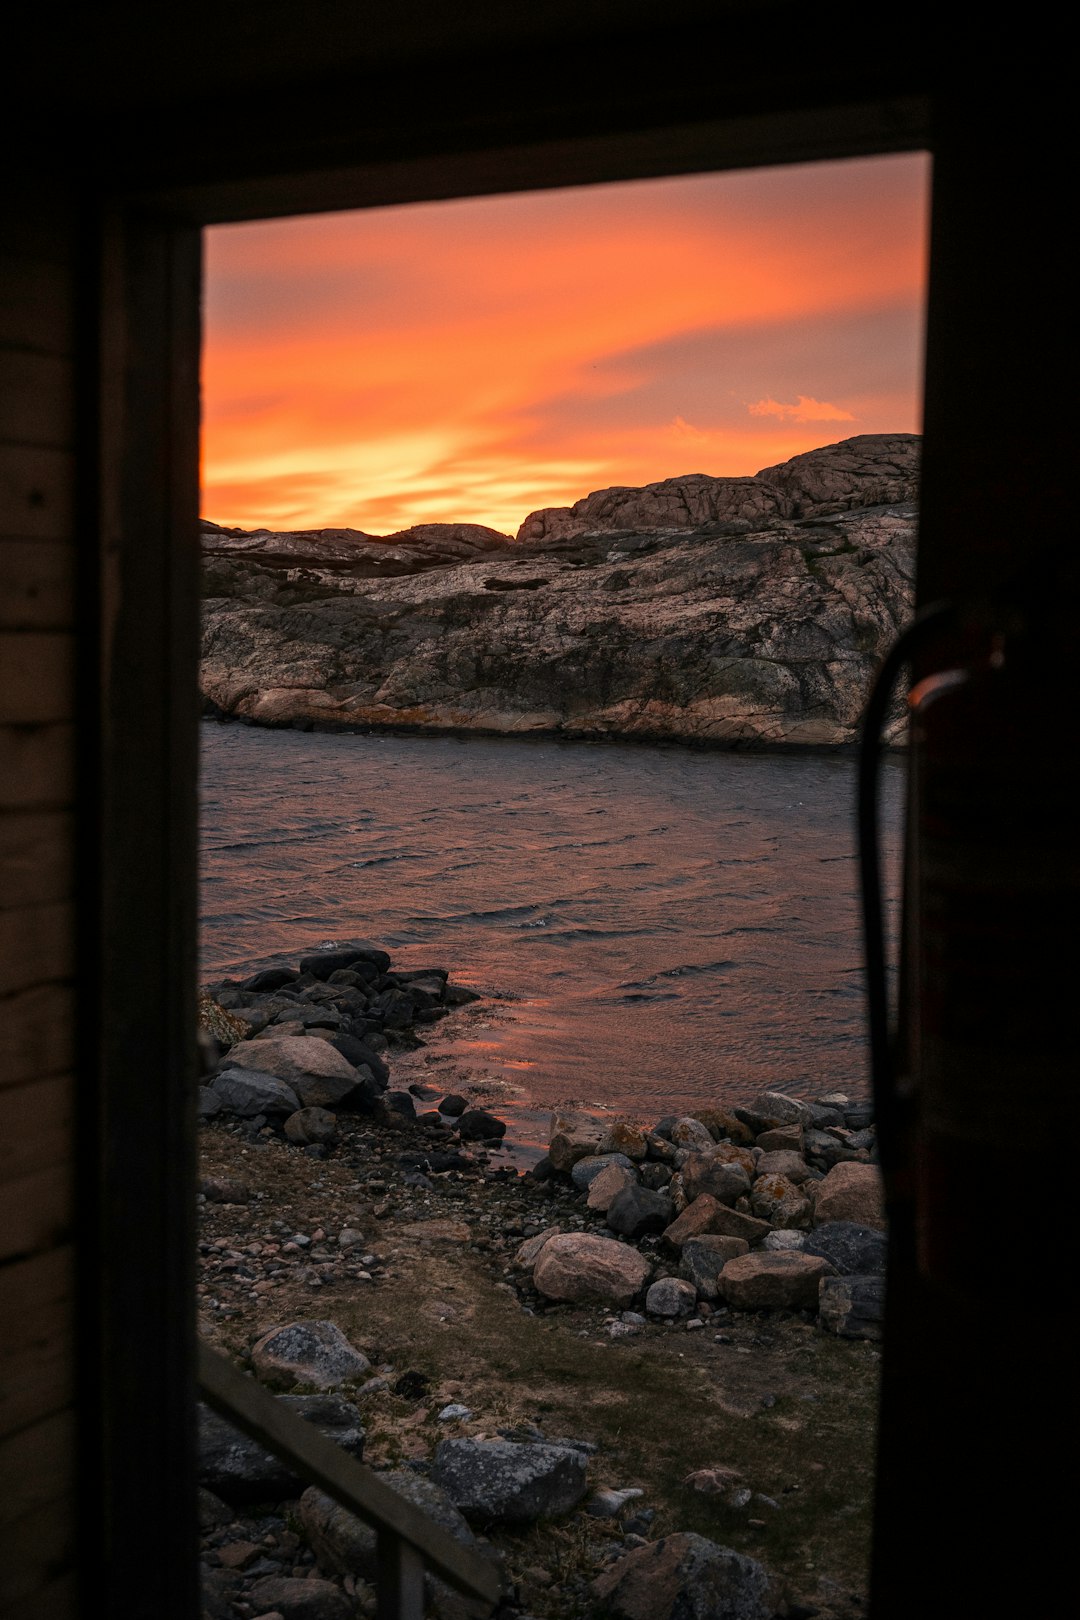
[251,1321,370,1390]
[533,1233,652,1307]
[299,943,391,977]
[819,1274,886,1340]
[210,1066,299,1117]
[721,1251,835,1311]
[246,1576,352,1620]
[299,1474,478,1579]
[646,1277,698,1317]
[755,1149,812,1184]
[587,1162,639,1212]
[663,1196,770,1250]
[599,1121,650,1160]
[549,1111,605,1172]
[750,1173,812,1229]
[226,1034,376,1110]
[605,1184,674,1238]
[432,1438,588,1524]
[591,1531,774,1620]
[681,1153,752,1206]
[736,1091,813,1135]
[813,1162,886,1230]
[669,1117,716,1150]
[803,1221,887,1275]
[679,1236,749,1300]
[198,1394,364,1503]
[571,1152,636,1191]
[283,1106,339,1146]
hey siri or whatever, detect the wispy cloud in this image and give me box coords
[748,396,857,424]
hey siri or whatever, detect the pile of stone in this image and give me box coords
[516,1092,886,1340]
[198,1318,783,1620]
[198,942,492,1148]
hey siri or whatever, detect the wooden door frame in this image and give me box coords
[83,102,948,1617]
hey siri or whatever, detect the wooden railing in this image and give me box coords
[198,1342,501,1620]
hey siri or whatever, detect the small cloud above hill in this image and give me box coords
[748,396,856,423]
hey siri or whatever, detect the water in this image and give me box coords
[199,723,904,1132]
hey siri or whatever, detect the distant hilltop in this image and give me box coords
[202,433,920,563]
[200,433,919,749]
[515,433,920,543]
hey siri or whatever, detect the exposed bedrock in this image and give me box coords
[200,434,917,747]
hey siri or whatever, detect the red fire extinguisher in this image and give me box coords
[859,574,1074,1296]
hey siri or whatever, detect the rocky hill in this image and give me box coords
[200,433,918,747]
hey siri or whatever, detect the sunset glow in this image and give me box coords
[203,153,929,536]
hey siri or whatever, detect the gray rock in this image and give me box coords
[681,1153,752,1206]
[246,1575,352,1620]
[283,1106,339,1145]
[586,1161,639,1212]
[587,1487,644,1518]
[456,1107,506,1141]
[570,1152,635,1191]
[803,1221,887,1275]
[299,943,391,977]
[605,1184,674,1238]
[299,1474,477,1580]
[645,1277,698,1317]
[669,1116,716,1150]
[198,1394,364,1503]
[750,1172,812,1229]
[763,1229,806,1252]
[251,1321,370,1390]
[197,1084,223,1119]
[211,1066,300,1117]
[432,1438,588,1523]
[591,1530,774,1620]
[679,1236,749,1299]
[755,1149,812,1184]
[819,1273,886,1339]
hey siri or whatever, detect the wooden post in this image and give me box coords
[376,1534,426,1620]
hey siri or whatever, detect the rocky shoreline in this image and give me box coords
[200,433,917,750]
[198,942,884,1620]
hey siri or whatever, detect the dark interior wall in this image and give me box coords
[0,6,1071,1618]
[0,186,79,1620]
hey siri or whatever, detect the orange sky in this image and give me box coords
[202,153,929,537]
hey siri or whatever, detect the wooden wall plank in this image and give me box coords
[0,725,75,810]
[0,1569,76,1620]
[0,903,75,997]
[0,1410,74,1526]
[0,985,75,1089]
[0,542,74,632]
[0,1077,73,1187]
[0,259,72,355]
[0,1247,73,1437]
[0,634,73,725]
[0,1497,75,1613]
[0,1165,71,1263]
[0,811,73,908]
[0,352,74,449]
[0,447,74,541]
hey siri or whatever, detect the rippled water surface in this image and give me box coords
[200,724,903,1123]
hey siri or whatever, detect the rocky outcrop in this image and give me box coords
[200,434,917,748]
[517,431,918,543]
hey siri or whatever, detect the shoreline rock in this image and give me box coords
[196,948,884,1620]
[200,433,917,750]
